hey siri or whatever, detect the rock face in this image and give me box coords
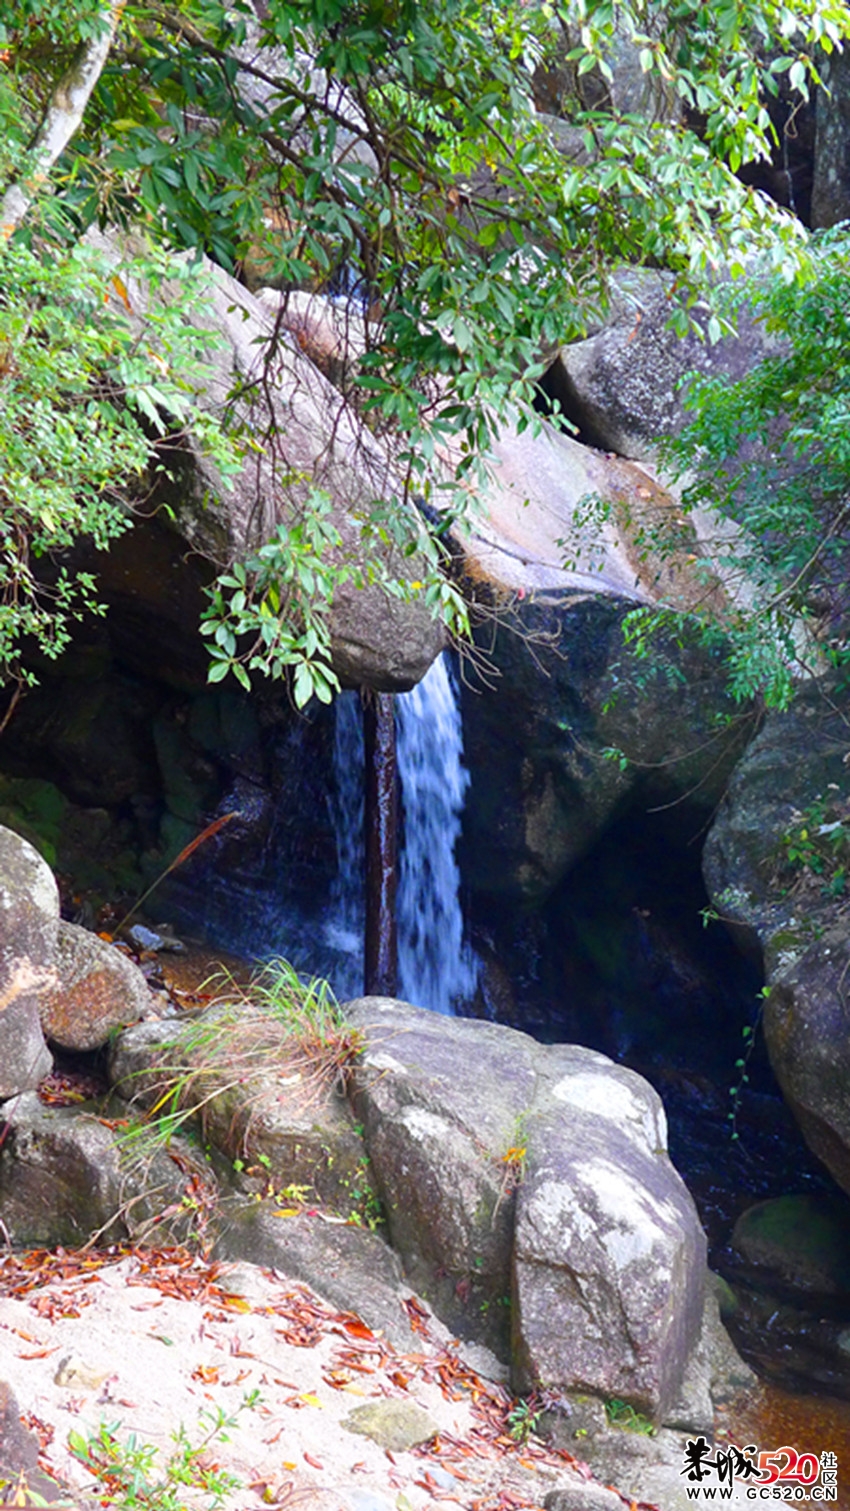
[731,1194,850,1298]
[0,827,55,1099]
[0,1092,199,1249]
[452,403,727,610]
[40,920,155,1052]
[93,231,444,694]
[212,1205,416,1351]
[461,593,748,905]
[551,267,781,462]
[703,679,850,1193]
[512,1079,704,1417]
[346,997,706,1421]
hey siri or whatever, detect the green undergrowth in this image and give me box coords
[68,1396,259,1509]
[605,1397,656,1436]
[118,957,363,1173]
[774,793,850,899]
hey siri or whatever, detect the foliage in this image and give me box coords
[605,1396,656,1435]
[506,1396,543,1444]
[727,1015,759,1142]
[617,227,850,709]
[68,1398,257,1509]
[776,792,850,895]
[3,0,850,701]
[0,220,238,694]
[119,957,363,1169]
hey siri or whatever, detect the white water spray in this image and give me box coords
[395,655,478,1014]
[325,654,477,1013]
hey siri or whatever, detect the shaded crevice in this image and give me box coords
[532,354,619,452]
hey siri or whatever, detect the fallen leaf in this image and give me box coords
[303,1452,324,1470]
[343,1317,375,1340]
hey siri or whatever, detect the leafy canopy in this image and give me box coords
[648,226,850,710]
[2,0,849,703]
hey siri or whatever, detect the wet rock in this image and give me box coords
[40,921,156,1052]
[462,594,749,905]
[722,1279,850,1399]
[124,923,186,954]
[731,1193,850,1297]
[0,673,161,807]
[703,679,850,1194]
[212,1204,415,1351]
[0,826,55,1099]
[341,1400,438,1451]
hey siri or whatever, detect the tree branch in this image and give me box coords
[0,0,125,236]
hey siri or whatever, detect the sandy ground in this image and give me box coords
[0,1248,636,1511]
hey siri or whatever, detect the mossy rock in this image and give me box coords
[731,1193,850,1296]
[0,776,69,868]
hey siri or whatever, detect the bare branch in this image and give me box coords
[0,0,125,236]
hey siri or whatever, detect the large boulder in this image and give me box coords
[110,1007,371,1213]
[92,231,445,694]
[512,1064,705,1419]
[0,826,54,1099]
[40,920,156,1052]
[346,997,537,1356]
[550,268,781,462]
[345,997,706,1421]
[0,1092,200,1249]
[703,678,850,1192]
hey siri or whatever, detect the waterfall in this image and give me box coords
[324,688,365,998]
[395,655,478,1014]
[164,654,477,1013]
[325,654,477,1013]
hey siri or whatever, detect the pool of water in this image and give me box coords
[716,1383,850,1509]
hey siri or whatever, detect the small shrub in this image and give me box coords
[119,958,363,1168]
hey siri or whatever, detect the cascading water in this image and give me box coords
[162,653,476,1012]
[395,655,478,1013]
[323,653,477,1012]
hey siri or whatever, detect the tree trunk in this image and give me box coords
[364,690,398,998]
[811,49,850,229]
[1,0,125,236]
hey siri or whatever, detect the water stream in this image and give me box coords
[324,654,477,1010]
[395,656,478,1013]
